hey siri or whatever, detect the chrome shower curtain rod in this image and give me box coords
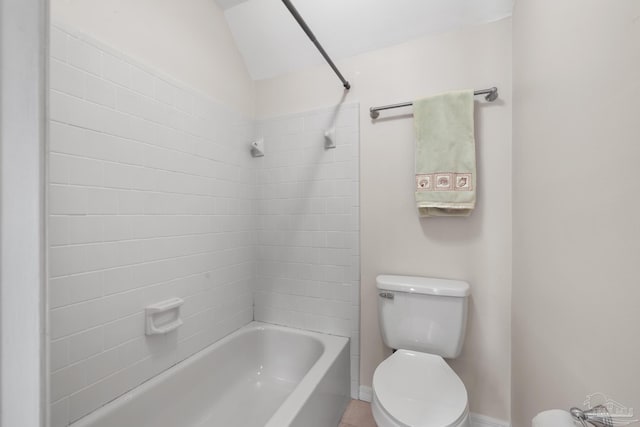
[281,0,351,90]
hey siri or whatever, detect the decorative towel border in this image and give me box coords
[416,173,473,192]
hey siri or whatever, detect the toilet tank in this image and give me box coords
[376,275,470,358]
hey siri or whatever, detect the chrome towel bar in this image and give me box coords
[369,87,498,119]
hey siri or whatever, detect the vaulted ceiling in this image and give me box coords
[216,0,513,80]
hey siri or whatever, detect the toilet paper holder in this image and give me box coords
[570,406,613,427]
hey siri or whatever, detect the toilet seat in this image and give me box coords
[372,350,469,427]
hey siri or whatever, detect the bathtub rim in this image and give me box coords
[265,323,349,427]
[69,321,349,427]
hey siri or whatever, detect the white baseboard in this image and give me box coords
[358,385,373,402]
[357,386,509,427]
[470,413,511,427]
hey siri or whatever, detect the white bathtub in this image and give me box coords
[71,322,350,427]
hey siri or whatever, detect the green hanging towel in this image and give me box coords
[414,90,476,217]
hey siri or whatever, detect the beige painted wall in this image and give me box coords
[512,1,640,426]
[51,0,255,115]
[256,19,512,421]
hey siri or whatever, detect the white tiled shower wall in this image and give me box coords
[253,106,360,396]
[48,25,254,425]
[49,25,360,426]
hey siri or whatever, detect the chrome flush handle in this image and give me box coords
[379,292,394,299]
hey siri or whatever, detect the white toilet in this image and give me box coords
[371,275,471,427]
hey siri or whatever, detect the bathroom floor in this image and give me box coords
[340,400,377,427]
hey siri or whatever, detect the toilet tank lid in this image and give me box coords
[376,275,470,297]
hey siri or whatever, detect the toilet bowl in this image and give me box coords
[373,275,471,427]
[371,350,469,427]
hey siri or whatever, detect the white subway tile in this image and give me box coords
[102,216,133,242]
[67,215,103,245]
[49,153,70,184]
[50,90,72,124]
[304,110,335,131]
[326,231,347,248]
[48,216,70,247]
[49,122,84,155]
[83,243,121,272]
[85,73,117,108]
[87,188,119,215]
[49,245,87,278]
[67,156,104,187]
[333,145,358,164]
[102,313,143,349]
[103,54,131,87]
[154,78,176,106]
[50,59,85,98]
[68,378,106,422]
[50,397,69,427]
[173,87,193,114]
[118,338,152,370]
[130,66,155,98]
[51,299,108,339]
[83,347,123,385]
[50,339,69,372]
[103,163,153,191]
[127,116,161,145]
[50,27,68,62]
[68,327,104,364]
[55,91,121,136]
[117,190,146,214]
[49,185,88,215]
[119,141,146,168]
[115,86,142,117]
[102,266,136,296]
[83,130,122,162]
[346,262,360,281]
[51,362,86,401]
[336,106,359,128]
[103,288,144,319]
[50,271,103,308]
[67,37,102,76]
